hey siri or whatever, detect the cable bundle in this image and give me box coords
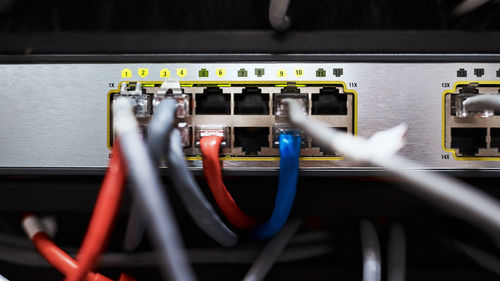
[200,131,301,239]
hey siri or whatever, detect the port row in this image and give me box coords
[445,83,500,157]
[110,82,355,157]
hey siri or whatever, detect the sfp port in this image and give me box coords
[272,124,307,148]
[311,87,347,115]
[491,128,500,150]
[273,83,308,116]
[450,127,487,156]
[194,125,230,148]
[234,87,270,115]
[452,83,493,118]
[195,87,231,115]
[234,127,270,155]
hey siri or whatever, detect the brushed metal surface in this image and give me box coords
[1,61,500,170]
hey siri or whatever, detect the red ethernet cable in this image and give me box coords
[66,142,128,281]
[200,135,257,229]
[22,214,137,281]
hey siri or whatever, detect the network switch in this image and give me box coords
[2,61,500,172]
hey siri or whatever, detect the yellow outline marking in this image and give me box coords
[160,68,170,78]
[107,80,358,163]
[177,68,187,77]
[216,68,226,78]
[121,68,132,78]
[442,81,500,161]
[294,68,304,77]
[138,68,149,78]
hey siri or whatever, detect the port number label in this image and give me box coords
[160,69,171,78]
[316,68,326,77]
[177,68,187,77]
[138,68,149,78]
[349,82,358,88]
[295,68,304,77]
[441,154,450,160]
[255,68,265,77]
[277,69,287,78]
[216,68,226,78]
[442,82,450,88]
[238,68,248,77]
[121,68,132,78]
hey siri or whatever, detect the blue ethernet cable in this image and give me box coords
[253,132,301,239]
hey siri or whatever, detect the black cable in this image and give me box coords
[387,223,406,281]
[243,219,302,281]
[166,129,238,247]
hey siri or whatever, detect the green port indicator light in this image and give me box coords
[316,68,326,77]
[255,68,265,77]
[199,68,209,77]
[238,68,248,77]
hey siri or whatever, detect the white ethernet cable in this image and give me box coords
[360,221,381,281]
[285,98,500,247]
[463,94,500,113]
[453,0,490,17]
[269,0,291,31]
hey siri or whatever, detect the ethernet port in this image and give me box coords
[271,124,307,148]
[234,87,269,115]
[312,127,347,155]
[311,87,347,115]
[273,83,308,116]
[491,128,500,149]
[195,87,230,114]
[234,127,270,155]
[450,128,487,156]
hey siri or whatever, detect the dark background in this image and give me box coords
[2,1,500,280]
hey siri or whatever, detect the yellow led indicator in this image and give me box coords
[295,68,304,77]
[216,68,226,78]
[177,68,187,77]
[277,69,287,78]
[138,68,149,78]
[121,68,132,78]
[160,69,170,78]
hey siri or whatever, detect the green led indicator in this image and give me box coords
[316,68,326,77]
[199,68,209,77]
[238,68,248,77]
[255,68,265,77]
